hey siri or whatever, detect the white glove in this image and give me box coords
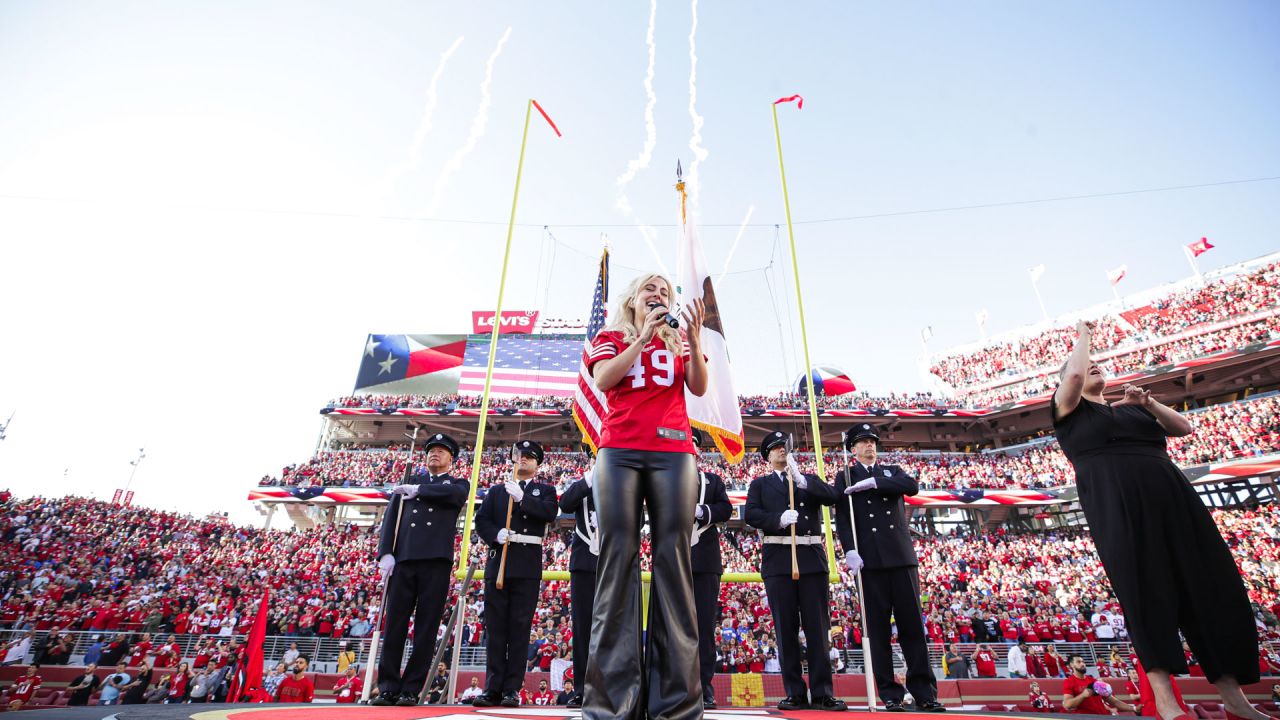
[378,554,395,583]
[504,480,524,503]
[779,509,799,528]
[584,467,594,488]
[845,479,877,494]
[392,484,419,499]
[844,551,864,575]
[785,455,808,489]
[496,528,510,545]
[695,504,706,520]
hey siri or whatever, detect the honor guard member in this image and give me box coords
[473,440,560,708]
[834,424,943,712]
[558,464,599,709]
[744,431,846,712]
[690,428,733,709]
[375,433,469,706]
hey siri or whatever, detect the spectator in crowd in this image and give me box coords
[1007,640,1029,679]
[145,675,171,704]
[281,642,299,667]
[336,641,356,674]
[334,666,362,704]
[99,661,132,706]
[166,662,193,704]
[2,629,33,665]
[1063,655,1136,715]
[83,636,105,666]
[188,668,217,703]
[263,662,288,698]
[276,656,314,703]
[122,661,154,704]
[458,677,485,704]
[557,679,577,706]
[972,645,998,678]
[944,643,970,679]
[5,663,42,711]
[428,662,450,704]
[67,663,101,706]
[1028,681,1052,712]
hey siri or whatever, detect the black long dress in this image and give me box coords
[1053,397,1259,683]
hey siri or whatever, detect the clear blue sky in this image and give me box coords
[1,1,1277,522]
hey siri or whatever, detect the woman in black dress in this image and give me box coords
[1053,320,1267,720]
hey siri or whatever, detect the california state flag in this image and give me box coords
[676,175,746,464]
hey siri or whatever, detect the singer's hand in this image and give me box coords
[639,304,667,344]
[682,297,706,347]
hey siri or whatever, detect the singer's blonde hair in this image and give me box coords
[606,273,682,354]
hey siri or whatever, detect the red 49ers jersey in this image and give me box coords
[585,330,695,454]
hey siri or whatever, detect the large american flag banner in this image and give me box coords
[572,249,610,452]
[458,335,584,397]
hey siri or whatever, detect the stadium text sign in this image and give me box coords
[472,310,539,334]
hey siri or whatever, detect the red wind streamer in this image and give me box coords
[774,94,804,109]
[531,99,562,137]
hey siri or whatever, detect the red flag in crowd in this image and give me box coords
[1107,265,1127,287]
[1188,237,1215,257]
[229,588,271,702]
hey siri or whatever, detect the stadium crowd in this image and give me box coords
[327,390,955,413]
[4,493,1278,687]
[264,394,1280,491]
[929,261,1280,394]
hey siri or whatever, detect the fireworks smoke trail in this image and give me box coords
[686,0,708,212]
[614,0,658,216]
[424,27,512,216]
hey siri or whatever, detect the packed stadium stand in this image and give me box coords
[4,253,1280,710]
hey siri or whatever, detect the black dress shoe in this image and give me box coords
[884,700,908,712]
[371,692,398,706]
[779,695,810,711]
[501,692,520,708]
[566,693,583,709]
[472,692,501,707]
[813,696,847,711]
[396,694,419,706]
[917,700,948,712]
[704,696,718,710]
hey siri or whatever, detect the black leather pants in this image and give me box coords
[584,448,701,720]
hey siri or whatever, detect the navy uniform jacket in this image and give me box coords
[833,463,919,570]
[475,477,560,580]
[378,472,470,562]
[744,469,838,577]
[558,478,598,574]
[691,471,733,575]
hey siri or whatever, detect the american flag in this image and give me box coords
[572,249,610,452]
[458,335,584,397]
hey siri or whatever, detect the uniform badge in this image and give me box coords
[443,480,451,485]
[883,469,891,478]
[532,489,541,496]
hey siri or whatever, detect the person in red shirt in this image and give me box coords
[972,644,998,678]
[154,635,180,669]
[128,632,153,667]
[1062,655,1135,715]
[6,664,42,711]
[333,667,362,704]
[166,662,193,704]
[276,658,314,703]
[581,274,708,720]
[531,680,555,706]
[1029,681,1053,712]
[1044,645,1065,678]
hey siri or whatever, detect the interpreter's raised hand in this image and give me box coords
[1111,383,1152,408]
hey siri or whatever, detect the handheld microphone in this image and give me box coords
[647,302,680,329]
